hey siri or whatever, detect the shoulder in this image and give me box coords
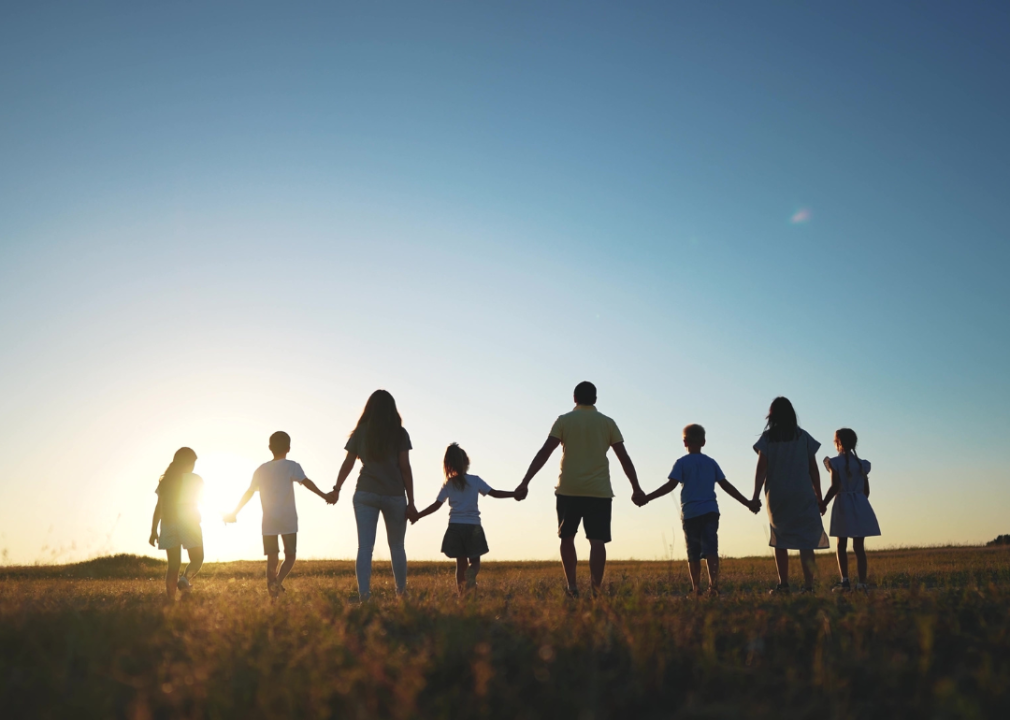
[187,473,204,484]
[800,429,821,448]
[470,474,490,487]
[753,431,770,452]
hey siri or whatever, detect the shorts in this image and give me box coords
[158,519,203,551]
[263,533,297,556]
[441,524,490,558]
[683,512,719,562]
[556,495,612,543]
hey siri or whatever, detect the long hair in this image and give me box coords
[158,447,197,491]
[443,443,470,491]
[764,397,799,442]
[351,390,403,462]
[834,428,863,477]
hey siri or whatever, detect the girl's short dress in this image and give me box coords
[157,472,204,550]
[827,455,881,538]
[754,429,830,550]
[437,474,492,559]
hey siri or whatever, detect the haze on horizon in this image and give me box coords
[1,2,1008,567]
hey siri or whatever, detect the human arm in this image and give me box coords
[864,473,870,498]
[399,449,418,521]
[611,442,646,505]
[488,489,515,499]
[327,452,357,504]
[821,463,840,513]
[412,499,444,523]
[301,478,329,501]
[149,498,161,546]
[223,485,256,523]
[642,478,679,505]
[718,479,761,513]
[809,454,823,505]
[752,452,768,502]
[514,436,561,500]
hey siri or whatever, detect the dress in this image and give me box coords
[827,454,881,538]
[754,429,829,550]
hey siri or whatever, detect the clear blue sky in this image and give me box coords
[1,2,1007,566]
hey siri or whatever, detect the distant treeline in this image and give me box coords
[987,535,1010,547]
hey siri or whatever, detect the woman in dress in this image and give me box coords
[750,397,828,593]
[328,390,417,600]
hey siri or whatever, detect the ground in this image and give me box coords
[1,547,1008,719]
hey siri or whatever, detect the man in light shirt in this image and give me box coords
[515,381,645,597]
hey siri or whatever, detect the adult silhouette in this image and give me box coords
[514,381,645,596]
[750,396,829,593]
[327,390,417,600]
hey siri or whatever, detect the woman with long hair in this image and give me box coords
[328,390,416,600]
[149,447,204,602]
[750,397,828,593]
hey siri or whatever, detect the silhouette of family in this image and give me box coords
[149,383,880,603]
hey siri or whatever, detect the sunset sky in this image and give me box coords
[2,2,1008,567]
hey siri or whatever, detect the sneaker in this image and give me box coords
[705,587,721,598]
[831,579,851,593]
[855,582,869,593]
[565,585,580,599]
[768,584,790,595]
[465,566,478,589]
[177,575,192,592]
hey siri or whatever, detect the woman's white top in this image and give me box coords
[827,454,881,538]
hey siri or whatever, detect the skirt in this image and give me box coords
[441,523,489,559]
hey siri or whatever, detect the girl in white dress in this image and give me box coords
[821,428,880,592]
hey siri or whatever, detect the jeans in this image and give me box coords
[352,491,408,599]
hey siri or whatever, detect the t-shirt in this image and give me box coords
[436,474,492,525]
[550,405,624,498]
[156,472,203,525]
[669,454,725,520]
[345,427,412,497]
[250,459,307,536]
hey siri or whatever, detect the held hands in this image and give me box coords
[222,512,237,524]
[748,498,762,515]
[513,484,528,502]
[818,500,828,516]
[632,489,648,507]
[323,489,339,505]
[405,503,419,523]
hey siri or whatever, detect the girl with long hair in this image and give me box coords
[328,390,416,600]
[750,397,829,593]
[413,443,515,595]
[821,428,880,591]
[149,447,204,602]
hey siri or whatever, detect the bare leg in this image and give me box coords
[774,548,790,586]
[467,557,481,589]
[835,537,849,580]
[687,560,702,595]
[184,547,204,581]
[706,555,720,592]
[799,549,816,589]
[455,558,467,594]
[589,540,606,593]
[165,547,182,601]
[277,552,296,586]
[560,537,578,592]
[853,537,867,583]
[266,552,279,589]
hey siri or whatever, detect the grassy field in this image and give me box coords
[2,548,1009,719]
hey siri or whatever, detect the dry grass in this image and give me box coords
[2,547,1009,719]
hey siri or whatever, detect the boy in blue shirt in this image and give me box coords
[639,424,760,596]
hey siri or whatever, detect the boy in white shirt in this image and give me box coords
[225,431,329,597]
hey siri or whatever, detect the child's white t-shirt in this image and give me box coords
[251,459,307,536]
[436,474,492,525]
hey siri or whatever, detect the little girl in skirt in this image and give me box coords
[821,428,880,592]
[413,443,515,594]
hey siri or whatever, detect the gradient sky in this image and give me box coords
[2,2,1008,567]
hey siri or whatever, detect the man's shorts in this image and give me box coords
[556,495,612,543]
[263,533,297,556]
[441,523,490,559]
[683,512,719,562]
[158,519,203,551]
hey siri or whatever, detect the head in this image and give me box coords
[573,381,597,406]
[353,389,403,461]
[683,424,706,451]
[443,442,470,491]
[834,428,858,454]
[765,396,798,442]
[269,431,291,457]
[159,446,197,487]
